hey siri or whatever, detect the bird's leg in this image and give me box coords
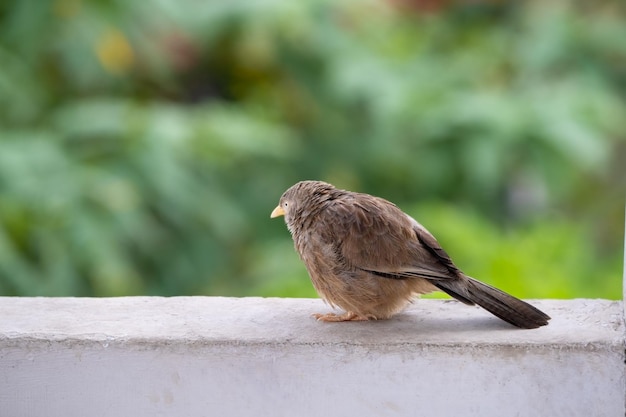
[312,311,374,322]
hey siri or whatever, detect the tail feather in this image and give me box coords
[434,276,550,329]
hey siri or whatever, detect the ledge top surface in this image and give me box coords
[0,297,622,348]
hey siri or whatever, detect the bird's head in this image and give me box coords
[270,180,338,227]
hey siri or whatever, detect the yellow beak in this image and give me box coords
[270,205,285,218]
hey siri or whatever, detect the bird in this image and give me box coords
[270,180,550,329]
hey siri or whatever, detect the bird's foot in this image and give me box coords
[312,311,375,322]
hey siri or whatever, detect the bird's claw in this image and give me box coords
[312,312,374,322]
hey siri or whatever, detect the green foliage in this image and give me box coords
[0,0,623,298]
[0,98,299,295]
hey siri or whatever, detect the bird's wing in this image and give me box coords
[319,193,461,281]
[404,214,462,278]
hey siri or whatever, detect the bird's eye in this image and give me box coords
[283,202,288,207]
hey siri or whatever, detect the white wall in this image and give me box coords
[0,297,623,417]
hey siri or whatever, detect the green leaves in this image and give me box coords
[0,0,623,298]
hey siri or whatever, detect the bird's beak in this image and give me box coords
[270,205,285,218]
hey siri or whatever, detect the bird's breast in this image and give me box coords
[294,232,346,300]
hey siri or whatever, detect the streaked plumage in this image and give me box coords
[271,180,550,329]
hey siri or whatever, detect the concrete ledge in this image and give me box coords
[0,297,624,416]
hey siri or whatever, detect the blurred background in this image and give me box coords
[0,0,624,299]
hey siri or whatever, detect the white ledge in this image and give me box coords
[1,297,624,417]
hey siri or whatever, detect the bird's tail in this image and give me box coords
[433,276,550,329]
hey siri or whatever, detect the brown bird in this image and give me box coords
[271,180,550,329]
